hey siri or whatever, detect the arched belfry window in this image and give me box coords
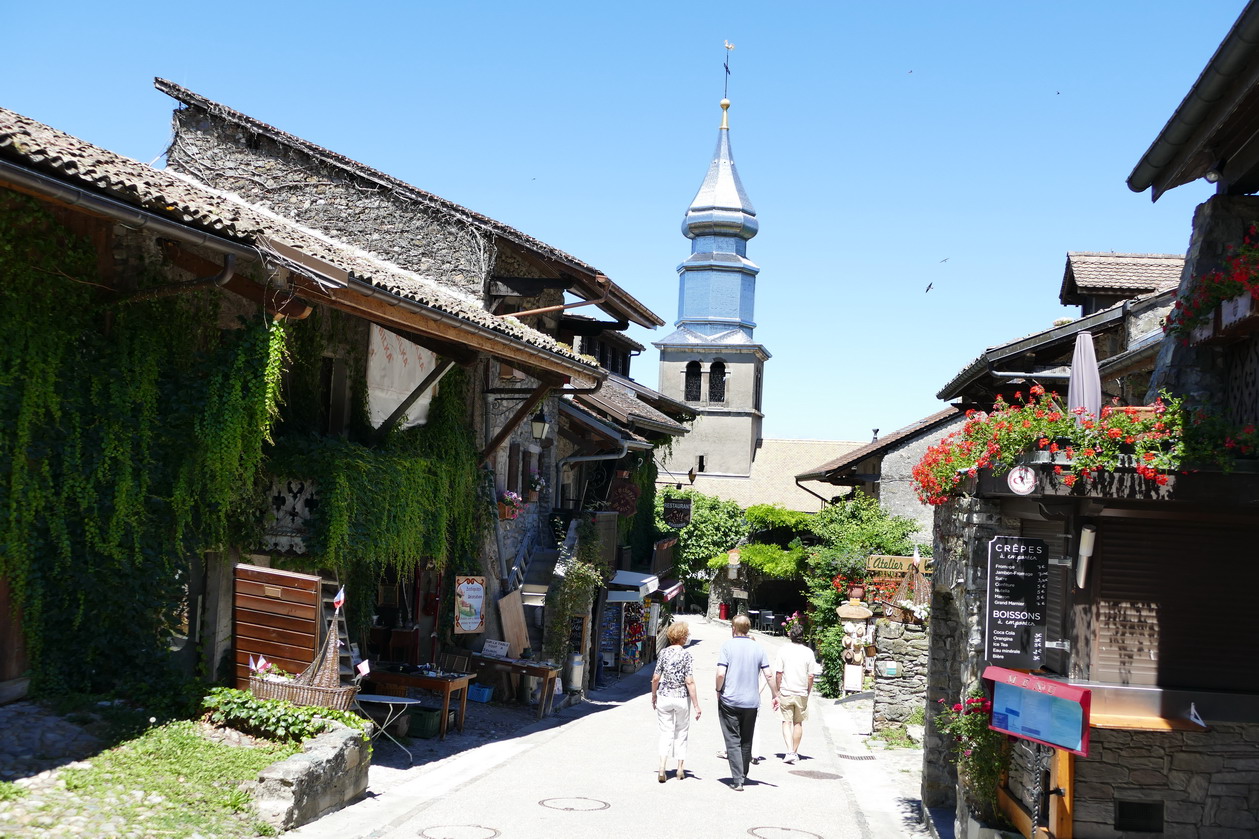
[708,360,726,403]
[684,361,702,402]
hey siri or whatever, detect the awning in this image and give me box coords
[656,580,685,602]
[606,591,644,603]
[609,570,659,595]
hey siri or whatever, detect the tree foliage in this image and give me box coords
[653,488,748,578]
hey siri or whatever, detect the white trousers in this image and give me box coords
[656,695,691,759]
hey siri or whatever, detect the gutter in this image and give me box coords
[1127,2,1259,199]
[0,157,605,387]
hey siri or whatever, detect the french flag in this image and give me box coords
[333,587,345,610]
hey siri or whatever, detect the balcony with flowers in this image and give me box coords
[1165,225,1259,345]
[912,385,1257,505]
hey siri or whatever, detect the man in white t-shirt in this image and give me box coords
[774,622,821,764]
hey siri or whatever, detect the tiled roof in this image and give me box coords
[575,376,689,437]
[155,79,663,328]
[796,408,962,482]
[684,439,864,512]
[1060,252,1183,304]
[0,105,599,372]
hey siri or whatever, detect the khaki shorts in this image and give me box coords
[779,693,809,723]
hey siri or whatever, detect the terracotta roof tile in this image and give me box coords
[0,105,598,370]
[1060,252,1183,304]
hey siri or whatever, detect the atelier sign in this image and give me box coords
[984,536,1048,669]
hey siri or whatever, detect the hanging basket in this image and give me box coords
[249,609,358,711]
[880,568,931,624]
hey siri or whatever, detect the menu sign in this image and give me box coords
[983,666,1091,756]
[984,537,1048,669]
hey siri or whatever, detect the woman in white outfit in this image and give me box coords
[651,620,701,782]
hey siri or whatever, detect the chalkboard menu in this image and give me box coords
[984,536,1048,669]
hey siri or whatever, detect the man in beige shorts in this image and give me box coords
[774,622,821,764]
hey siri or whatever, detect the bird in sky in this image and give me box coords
[925,282,934,293]
[939,257,950,263]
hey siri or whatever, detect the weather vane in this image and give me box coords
[724,40,735,99]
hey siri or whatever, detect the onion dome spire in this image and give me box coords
[681,98,758,240]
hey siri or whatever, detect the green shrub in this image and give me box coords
[202,688,368,743]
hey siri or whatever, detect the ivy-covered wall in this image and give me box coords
[0,194,284,700]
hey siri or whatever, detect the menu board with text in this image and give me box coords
[984,536,1048,669]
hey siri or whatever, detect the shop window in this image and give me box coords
[684,361,702,402]
[708,360,726,403]
[508,442,521,494]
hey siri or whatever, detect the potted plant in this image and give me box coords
[498,490,524,520]
[821,548,869,600]
[527,472,546,502]
[1165,224,1259,342]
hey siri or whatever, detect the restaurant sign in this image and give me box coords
[984,536,1048,669]
[662,497,693,529]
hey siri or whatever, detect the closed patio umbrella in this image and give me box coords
[1067,331,1102,423]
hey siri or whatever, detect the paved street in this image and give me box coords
[294,615,931,839]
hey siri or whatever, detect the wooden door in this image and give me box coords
[233,564,319,688]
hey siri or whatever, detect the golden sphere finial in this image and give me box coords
[720,98,731,110]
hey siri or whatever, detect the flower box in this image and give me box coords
[1220,292,1257,333]
[1188,308,1218,345]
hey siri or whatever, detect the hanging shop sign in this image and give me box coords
[867,554,916,576]
[984,536,1048,669]
[983,666,1091,757]
[454,576,486,635]
[662,496,693,529]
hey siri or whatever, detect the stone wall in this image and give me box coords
[871,620,930,731]
[878,414,965,546]
[923,496,1001,810]
[250,724,370,831]
[1072,724,1259,838]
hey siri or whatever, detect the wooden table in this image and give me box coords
[366,670,472,739]
[468,653,560,719]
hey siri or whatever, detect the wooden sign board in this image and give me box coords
[662,497,693,529]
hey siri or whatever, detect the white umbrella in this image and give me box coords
[1066,331,1102,424]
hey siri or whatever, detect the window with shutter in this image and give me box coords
[1091,515,1259,692]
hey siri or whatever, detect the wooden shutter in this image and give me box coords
[233,564,319,688]
[1092,516,1259,691]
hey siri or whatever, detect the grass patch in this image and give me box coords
[0,782,28,803]
[871,725,916,748]
[54,720,299,837]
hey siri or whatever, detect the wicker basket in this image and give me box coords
[248,675,358,711]
[248,606,358,711]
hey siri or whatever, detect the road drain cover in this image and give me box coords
[539,797,610,812]
[835,752,876,760]
[748,828,824,838]
[789,769,842,780]
[418,827,500,839]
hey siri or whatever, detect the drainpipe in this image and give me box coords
[795,477,834,508]
[557,440,630,509]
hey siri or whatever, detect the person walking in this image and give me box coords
[651,620,701,782]
[715,614,779,791]
[774,621,821,764]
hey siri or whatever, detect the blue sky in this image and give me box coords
[3,1,1246,441]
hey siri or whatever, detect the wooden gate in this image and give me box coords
[233,564,319,688]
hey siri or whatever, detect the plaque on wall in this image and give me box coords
[984,537,1048,669]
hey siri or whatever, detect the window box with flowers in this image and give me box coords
[498,490,524,521]
[913,385,1259,505]
[1165,225,1259,344]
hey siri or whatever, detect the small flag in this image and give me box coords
[333,586,345,610]
[1189,702,1205,727]
[249,655,257,672]
[356,660,371,677]
[256,655,269,672]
